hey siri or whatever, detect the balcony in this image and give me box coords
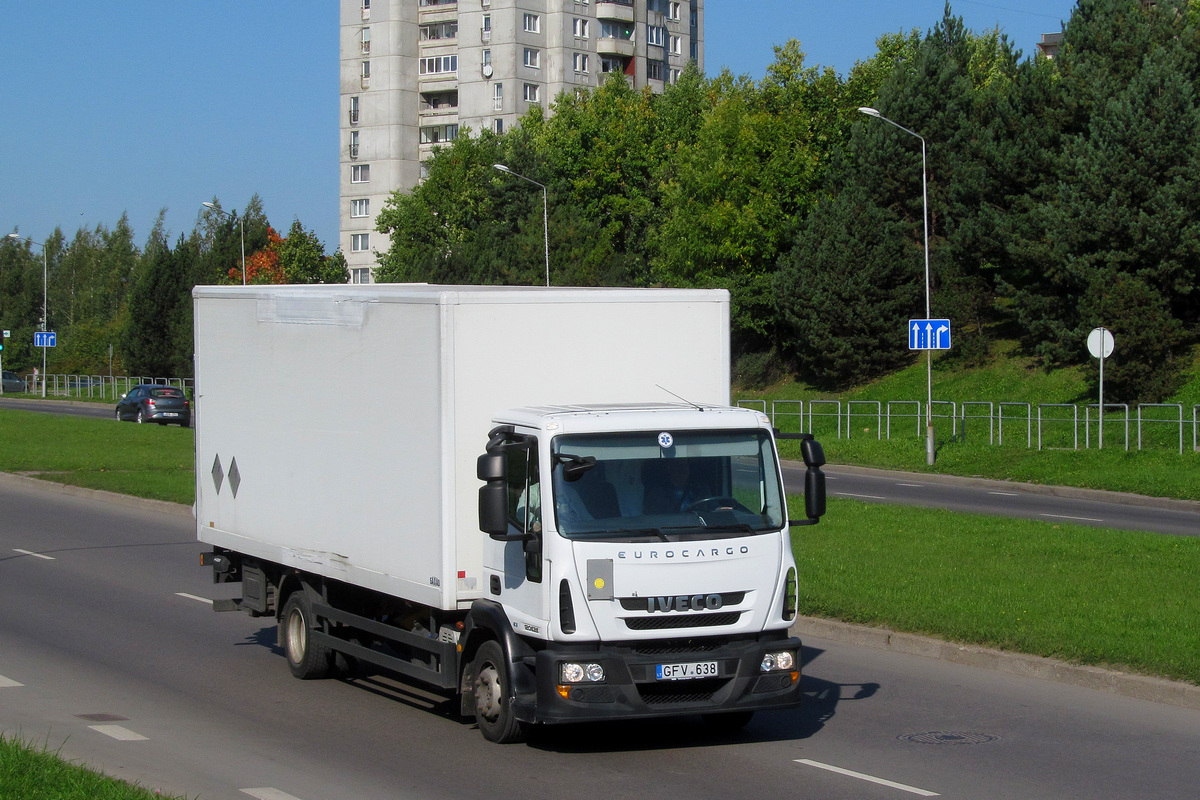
[596,0,634,22]
[597,37,635,57]
[349,142,360,160]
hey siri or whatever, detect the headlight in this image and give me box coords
[760,650,796,672]
[560,662,605,683]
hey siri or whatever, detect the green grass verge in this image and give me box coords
[0,408,194,505]
[791,497,1200,685]
[0,735,187,800]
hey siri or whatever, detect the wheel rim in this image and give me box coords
[286,607,308,665]
[474,661,503,723]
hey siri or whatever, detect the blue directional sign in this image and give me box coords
[34,331,57,348]
[909,319,951,350]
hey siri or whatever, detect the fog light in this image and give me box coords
[761,654,777,672]
[561,663,585,683]
[585,663,605,682]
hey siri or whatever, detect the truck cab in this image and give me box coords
[470,403,824,741]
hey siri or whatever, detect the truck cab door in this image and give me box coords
[482,433,550,635]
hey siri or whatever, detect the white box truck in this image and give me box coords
[195,284,826,742]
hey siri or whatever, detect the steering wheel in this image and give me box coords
[684,496,751,514]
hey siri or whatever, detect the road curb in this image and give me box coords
[0,471,193,519]
[794,615,1200,711]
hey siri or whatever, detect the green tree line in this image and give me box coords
[376,0,1200,403]
[1,197,346,379]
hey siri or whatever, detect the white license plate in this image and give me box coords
[163,412,179,417]
[656,661,718,681]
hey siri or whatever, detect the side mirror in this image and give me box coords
[477,452,508,536]
[776,432,826,528]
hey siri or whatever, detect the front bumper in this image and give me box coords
[520,633,803,725]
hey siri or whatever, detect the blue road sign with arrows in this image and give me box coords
[909,319,951,350]
[34,331,56,348]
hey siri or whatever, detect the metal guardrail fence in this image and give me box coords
[738,398,1200,454]
[9,374,194,401]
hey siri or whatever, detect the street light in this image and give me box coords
[858,106,936,465]
[493,164,550,287]
[6,232,49,397]
[202,202,247,285]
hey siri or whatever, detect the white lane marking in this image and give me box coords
[796,759,940,796]
[1040,513,1104,523]
[833,492,887,500]
[89,724,148,741]
[242,789,306,800]
[0,674,24,688]
[896,482,925,488]
[13,548,55,560]
[176,592,214,605]
[988,491,1021,497]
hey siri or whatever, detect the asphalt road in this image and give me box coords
[2,477,1200,799]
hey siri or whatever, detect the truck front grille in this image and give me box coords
[623,612,742,631]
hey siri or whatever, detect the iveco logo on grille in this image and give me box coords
[647,594,724,613]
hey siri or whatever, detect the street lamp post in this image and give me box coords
[493,164,549,287]
[858,106,936,465]
[202,202,247,285]
[6,232,49,397]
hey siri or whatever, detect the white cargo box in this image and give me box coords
[193,285,730,610]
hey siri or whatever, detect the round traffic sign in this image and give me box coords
[1087,327,1114,359]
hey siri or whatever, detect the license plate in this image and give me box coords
[656,661,718,681]
[163,412,179,417]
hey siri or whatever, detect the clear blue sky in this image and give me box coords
[0,1,1076,257]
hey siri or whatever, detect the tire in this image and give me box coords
[701,710,754,733]
[115,408,123,422]
[472,640,529,743]
[136,408,146,424]
[280,591,334,680]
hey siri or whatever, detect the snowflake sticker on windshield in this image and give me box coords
[658,432,674,449]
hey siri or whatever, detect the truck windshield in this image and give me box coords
[550,429,785,539]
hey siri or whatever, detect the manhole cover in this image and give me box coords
[899,731,1000,745]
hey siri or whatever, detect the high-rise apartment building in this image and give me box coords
[339,0,705,282]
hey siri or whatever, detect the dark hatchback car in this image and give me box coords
[115,385,191,427]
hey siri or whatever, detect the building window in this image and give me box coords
[360,27,371,54]
[573,18,589,38]
[524,48,540,69]
[494,82,504,111]
[352,164,370,183]
[420,21,458,40]
[482,14,492,42]
[494,118,504,134]
[349,95,360,125]
[351,199,370,218]
[668,1,681,20]
[669,67,681,84]
[573,52,590,73]
[647,25,665,47]
[419,55,458,75]
[361,60,371,79]
[647,59,665,81]
[349,130,360,159]
[351,233,370,252]
[523,13,540,33]
[670,35,682,55]
[524,83,540,102]
[600,21,634,40]
[351,267,371,284]
[420,124,459,144]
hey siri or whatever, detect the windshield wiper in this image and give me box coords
[606,527,671,542]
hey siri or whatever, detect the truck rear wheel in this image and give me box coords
[280,592,333,680]
[472,640,529,744]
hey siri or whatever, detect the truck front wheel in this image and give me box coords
[472,640,529,744]
[280,592,333,680]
